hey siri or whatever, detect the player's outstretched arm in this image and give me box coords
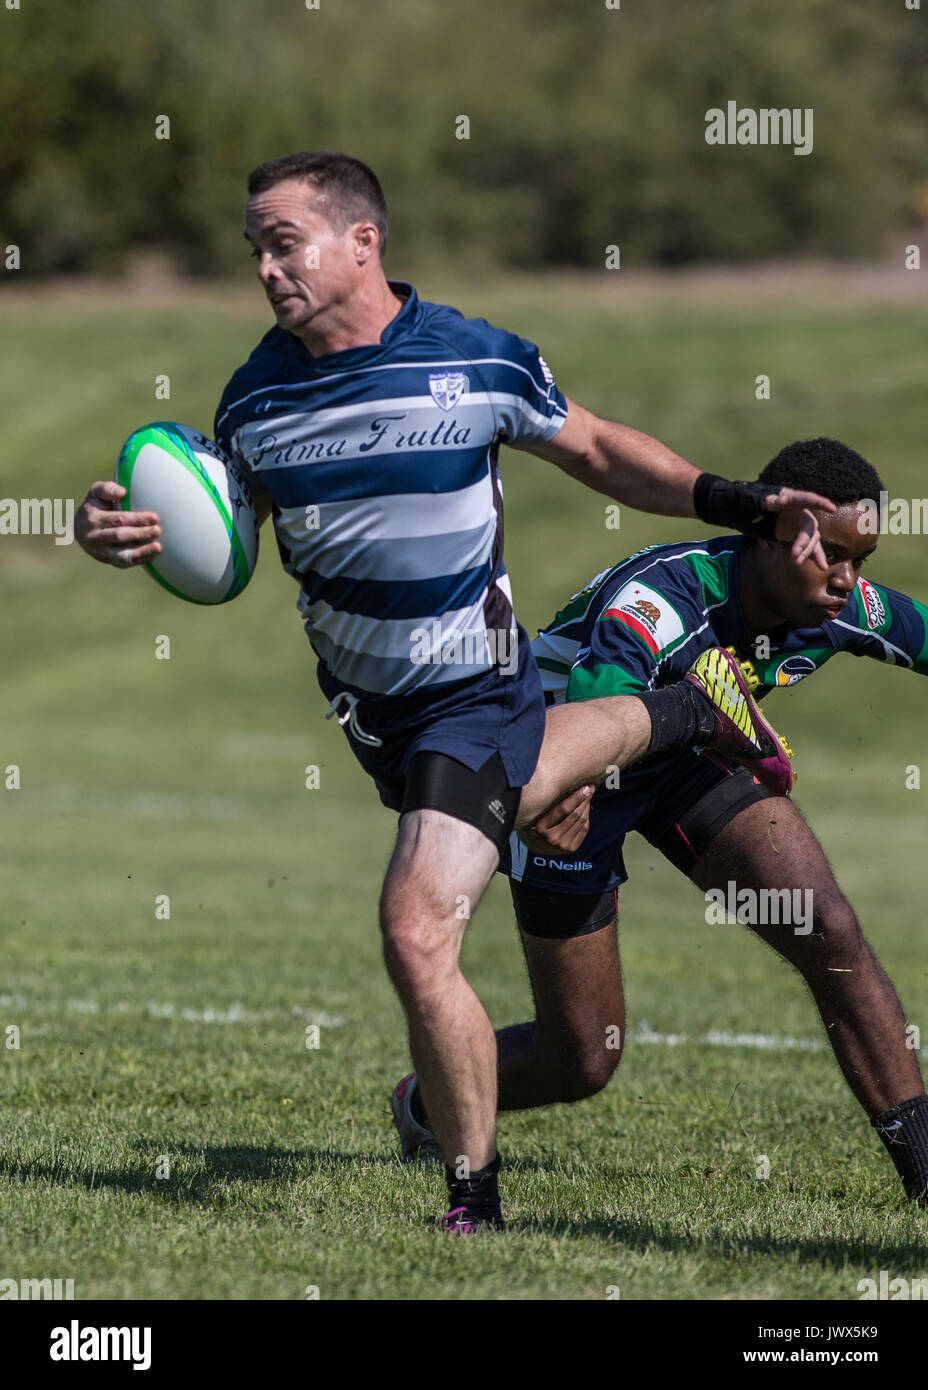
[526,398,835,567]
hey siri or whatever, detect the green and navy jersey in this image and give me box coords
[213,281,567,699]
[532,535,928,703]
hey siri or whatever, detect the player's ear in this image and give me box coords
[353,223,379,265]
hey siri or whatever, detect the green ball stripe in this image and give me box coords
[116,423,251,604]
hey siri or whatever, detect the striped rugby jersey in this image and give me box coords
[213,282,567,698]
[532,534,928,702]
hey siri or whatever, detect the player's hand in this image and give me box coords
[74,481,162,568]
[519,784,594,855]
[764,488,835,569]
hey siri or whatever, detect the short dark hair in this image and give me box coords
[757,438,884,505]
[246,152,388,260]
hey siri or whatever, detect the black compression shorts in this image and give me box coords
[402,750,521,854]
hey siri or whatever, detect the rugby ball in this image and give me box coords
[115,422,258,604]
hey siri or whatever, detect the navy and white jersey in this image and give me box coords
[214,282,567,698]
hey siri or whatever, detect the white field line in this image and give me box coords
[634,1020,825,1052]
[2,993,820,1048]
[0,993,344,1026]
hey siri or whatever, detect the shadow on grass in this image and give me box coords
[507,1211,928,1272]
[0,1142,403,1204]
[3,1145,925,1271]
[0,1141,571,1196]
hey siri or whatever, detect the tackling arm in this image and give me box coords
[528,397,700,516]
[524,397,833,566]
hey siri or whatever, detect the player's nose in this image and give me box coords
[254,253,279,285]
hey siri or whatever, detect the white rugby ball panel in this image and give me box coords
[115,422,258,604]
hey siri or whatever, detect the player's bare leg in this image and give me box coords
[690,797,925,1115]
[380,809,501,1176]
[495,914,625,1110]
[515,697,651,830]
[515,643,796,833]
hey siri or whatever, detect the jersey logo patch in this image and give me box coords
[775,654,816,686]
[428,373,468,410]
[858,577,886,630]
[602,581,684,656]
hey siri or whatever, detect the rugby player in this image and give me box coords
[394,438,928,1208]
[75,152,833,1232]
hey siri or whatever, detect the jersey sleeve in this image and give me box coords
[834,576,928,674]
[566,572,698,701]
[475,327,568,447]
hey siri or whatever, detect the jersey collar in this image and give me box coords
[381,281,417,339]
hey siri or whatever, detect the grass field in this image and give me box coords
[2,268,928,1300]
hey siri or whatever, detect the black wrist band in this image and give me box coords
[693,472,778,541]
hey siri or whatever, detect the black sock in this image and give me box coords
[636,683,715,756]
[872,1093,928,1203]
[445,1152,503,1221]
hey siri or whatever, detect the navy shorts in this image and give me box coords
[316,623,546,814]
[501,746,771,897]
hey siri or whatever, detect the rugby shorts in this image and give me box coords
[316,623,545,852]
[503,749,772,937]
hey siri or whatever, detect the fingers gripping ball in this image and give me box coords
[115,422,259,604]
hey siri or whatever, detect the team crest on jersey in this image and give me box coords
[428,372,468,410]
[774,654,817,687]
[858,577,886,630]
[602,580,684,657]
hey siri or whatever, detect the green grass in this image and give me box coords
[2,272,928,1299]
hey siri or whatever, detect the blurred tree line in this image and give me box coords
[1,0,925,275]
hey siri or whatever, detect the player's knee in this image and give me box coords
[797,892,864,972]
[379,905,456,999]
[820,902,865,965]
[556,1033,623,1101]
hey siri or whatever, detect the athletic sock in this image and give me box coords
[871,1093,928,1204]
[636,682,716,756]
[445,1152,503,1224]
